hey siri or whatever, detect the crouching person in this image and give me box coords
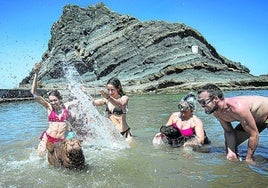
[153,93,211,152]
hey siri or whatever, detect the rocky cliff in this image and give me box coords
[20,3,268,94]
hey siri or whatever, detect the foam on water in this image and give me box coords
[1,148,46,174]
[64,65,128,150]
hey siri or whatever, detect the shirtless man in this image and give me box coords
[197,83,268,163]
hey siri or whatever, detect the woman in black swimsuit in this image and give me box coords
[89,78,133,141]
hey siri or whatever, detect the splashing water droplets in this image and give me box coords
[64,65,128,150]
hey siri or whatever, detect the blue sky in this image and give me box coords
[0,0,267,89]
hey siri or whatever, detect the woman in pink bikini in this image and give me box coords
[153,93,210,149]
[31,63,76,157]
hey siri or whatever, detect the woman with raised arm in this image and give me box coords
[85,78,133,142]
[31,63,76,156]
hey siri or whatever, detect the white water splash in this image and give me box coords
[64,65,128,150]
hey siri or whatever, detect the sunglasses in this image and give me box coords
[197,96,214,107]
[178,103,190,112]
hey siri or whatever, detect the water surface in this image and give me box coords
[0,90,267,187]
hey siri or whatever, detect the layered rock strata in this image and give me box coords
[20,3,268,94]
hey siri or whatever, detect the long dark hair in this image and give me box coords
[107,77,125,96]
[48,90,63,100]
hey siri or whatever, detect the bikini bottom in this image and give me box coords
[120,128,132,138]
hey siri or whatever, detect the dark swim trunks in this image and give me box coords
[235,118,268,132]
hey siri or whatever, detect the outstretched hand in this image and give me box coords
[226,151,239,161]
[34,63,41,73]
[80,85,87,93]
[245,157,256,165]
[100,90,109,99]
[227,151,257,164]
[80,85,95,102]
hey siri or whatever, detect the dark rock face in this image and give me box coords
[0,89,47,103]
[20,3,268,93]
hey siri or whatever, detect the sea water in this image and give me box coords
[0,84,267,187]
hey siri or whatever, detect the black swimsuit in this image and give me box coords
[106,104,131,137]
[120,127,132,138]
[106,105,125,115]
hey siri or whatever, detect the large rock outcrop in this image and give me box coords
[20,3,268,93]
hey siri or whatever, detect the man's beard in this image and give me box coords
[205,105,218,114]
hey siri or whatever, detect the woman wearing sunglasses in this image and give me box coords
[153,93,210,151]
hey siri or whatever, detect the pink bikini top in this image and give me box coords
[172,123,195,136]
[48,107,70,122]
[179,127,194,136]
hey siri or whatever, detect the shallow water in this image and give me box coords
[0,90,268,188]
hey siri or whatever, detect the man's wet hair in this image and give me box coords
[197,84,224,99]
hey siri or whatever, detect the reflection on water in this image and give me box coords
[0,90,268,187]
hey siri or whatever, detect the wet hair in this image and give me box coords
[197,83,224,100]
[48,90,62,100]
[107,77,125,96]
[179,92,196,112]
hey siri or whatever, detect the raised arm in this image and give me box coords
[30,63,40,96]
[100,90,129,109]
[30,63,50,109]
[80,85,106,106]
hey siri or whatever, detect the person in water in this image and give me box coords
[197,83,268,163]
[153,93,210,150]
[31,63,76,157]
[84,77,133,141]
